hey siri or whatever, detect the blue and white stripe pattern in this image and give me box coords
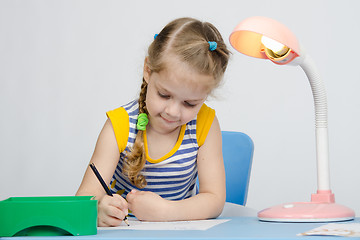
[110,100,199,200]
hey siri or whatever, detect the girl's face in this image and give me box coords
[143,56,214,134]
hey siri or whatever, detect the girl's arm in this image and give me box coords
[126,115,225,221]
[76,119,128,226]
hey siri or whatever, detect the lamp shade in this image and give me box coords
[229,16,301,64]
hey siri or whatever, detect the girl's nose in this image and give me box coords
[165,100,181,119]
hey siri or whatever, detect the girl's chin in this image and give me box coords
[152,117,181,132]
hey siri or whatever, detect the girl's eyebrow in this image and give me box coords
[157,87,171,96]
[186,98,205,103]
[156,80,206,102]
[159,87,204,102]
[157,85,169,92]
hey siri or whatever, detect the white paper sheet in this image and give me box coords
[98,218,230,231]
[299,223,360,237]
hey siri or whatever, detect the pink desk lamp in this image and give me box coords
[229,16,355,222]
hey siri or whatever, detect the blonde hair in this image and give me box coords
[123,17,230,188]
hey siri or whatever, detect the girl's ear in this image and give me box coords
[143,57,151,83]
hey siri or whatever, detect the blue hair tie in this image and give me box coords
[154,34,158,40]
[208,41,217,51]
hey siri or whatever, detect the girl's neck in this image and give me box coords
[145,125,182,160]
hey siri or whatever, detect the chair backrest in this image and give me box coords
[222,131,254,206]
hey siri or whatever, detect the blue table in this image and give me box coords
[3,204,358,239]
[95,217,359,240]
[7,217,358,240]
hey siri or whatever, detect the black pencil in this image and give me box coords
[89,163,129,226]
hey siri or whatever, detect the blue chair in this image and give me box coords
[222,131,254,206]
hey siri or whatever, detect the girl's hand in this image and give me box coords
[97,194,128,227]
[126,190,169,221]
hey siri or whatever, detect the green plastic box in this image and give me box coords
[0,196,97,237]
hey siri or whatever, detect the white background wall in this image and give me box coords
[1,0,360,217]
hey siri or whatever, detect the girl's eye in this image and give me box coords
[158,92,170,99]
[184,102,196,108]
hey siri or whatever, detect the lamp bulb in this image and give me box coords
[261,36,289,57]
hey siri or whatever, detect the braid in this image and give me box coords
[138,80,148,115]
[122,79,148,188]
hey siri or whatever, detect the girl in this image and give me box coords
[76,17,230,226]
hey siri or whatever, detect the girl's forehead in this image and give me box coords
[159,70,213,95]
[159,55,215,91]
[152,67,212,101]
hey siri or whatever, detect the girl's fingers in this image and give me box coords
[109,194,129,215]
[99,215,123,227]
[106,205,127,220]
[98,194,129,226]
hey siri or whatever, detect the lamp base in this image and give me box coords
[258,202,355,222]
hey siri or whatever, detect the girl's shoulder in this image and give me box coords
[196,104,215,147]
[106,100,138,153]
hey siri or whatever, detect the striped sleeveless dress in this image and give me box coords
[106,99,215,200]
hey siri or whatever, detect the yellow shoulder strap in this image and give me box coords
[196,104,215,147]
[106,107,129,153]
